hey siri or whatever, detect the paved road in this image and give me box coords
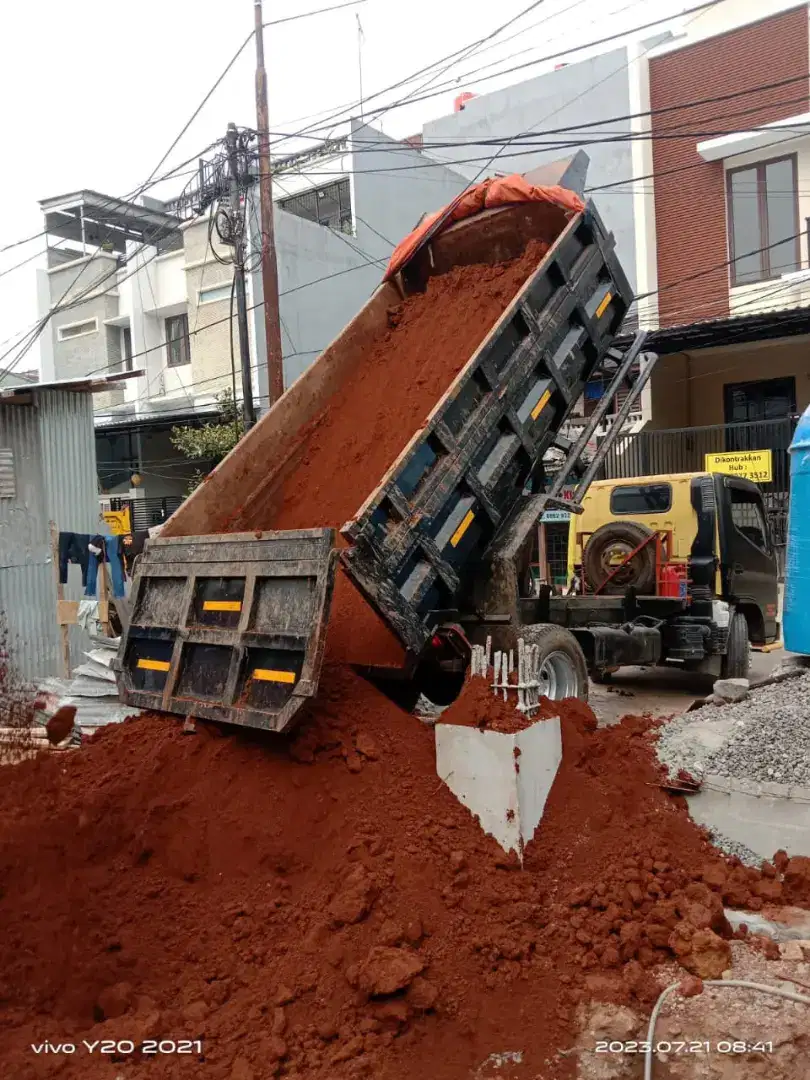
[589,648,786,726]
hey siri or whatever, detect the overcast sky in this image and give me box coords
[0,0,692,376]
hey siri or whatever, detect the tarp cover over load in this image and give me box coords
[384,175,586,282]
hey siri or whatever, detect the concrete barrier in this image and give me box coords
[435,716,562,860]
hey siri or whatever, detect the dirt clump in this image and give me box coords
[783,856,810,905]
[353,946,425,996]
[45,704,76,745]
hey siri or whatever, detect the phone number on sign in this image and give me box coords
[596,1041,774,1054]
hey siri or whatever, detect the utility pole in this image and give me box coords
[254,0,285,405]
[226,122,256,430]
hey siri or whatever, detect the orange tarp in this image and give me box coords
[384,175,585,281]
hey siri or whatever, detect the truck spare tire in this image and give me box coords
[583,521,656,595]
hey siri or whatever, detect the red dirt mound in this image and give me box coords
[439,673,573,734]
[0,665,797,1080]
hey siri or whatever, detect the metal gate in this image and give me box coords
[597,416,797,570]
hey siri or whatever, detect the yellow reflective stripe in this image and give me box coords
[252,668,296,684]
[202,600,242,612]
[595,291,612,318]
[450,509,475,548]
[530,389,551,421]
[137,659,170,672]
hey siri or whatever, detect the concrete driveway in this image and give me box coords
[589,648,786,725]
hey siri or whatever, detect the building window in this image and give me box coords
[610,483,672,515]
[121,326,133,372]
[165,314,190,367]
[727,155,799,285]
[724,376,796,425]
[57,318,98,341]
[278,178,353,234]
[198,282,233,305]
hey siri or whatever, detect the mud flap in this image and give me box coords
[114,530,337,733]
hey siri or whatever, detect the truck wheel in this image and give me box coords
[583,521,656,594]
[721,612,750,680]
[524,625,589,702]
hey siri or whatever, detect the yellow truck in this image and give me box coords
[538,471,781,682]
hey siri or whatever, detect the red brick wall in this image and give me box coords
[649,7,809,326]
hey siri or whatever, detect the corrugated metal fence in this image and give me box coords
[0,389,101,681]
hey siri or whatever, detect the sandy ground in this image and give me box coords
[590,649,786,727]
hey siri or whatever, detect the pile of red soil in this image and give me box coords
[223,240,550,670]
[0,667,801,1080]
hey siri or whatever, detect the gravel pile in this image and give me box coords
[657,671,810,786]
[706,828,764,867]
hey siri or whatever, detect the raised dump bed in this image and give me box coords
[341,204,632,655]
[116,186,634,731]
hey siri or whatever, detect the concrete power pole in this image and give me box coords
[225,123,256,430]
[254,0,285,405]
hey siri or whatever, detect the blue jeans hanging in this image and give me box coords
[105,535,126,598]
[84,536,126,598]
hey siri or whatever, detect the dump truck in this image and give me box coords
[115,182,658,731]
[547,471,780,683]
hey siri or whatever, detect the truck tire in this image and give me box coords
[583,521,656,595]
[523,624,589,702]
[721,612,750,680]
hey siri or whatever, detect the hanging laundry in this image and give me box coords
[85,535,126,599]
[58,532,91,586]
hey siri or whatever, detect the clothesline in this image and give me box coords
[57,530,127,599]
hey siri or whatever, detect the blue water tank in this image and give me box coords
[784,404,810,653]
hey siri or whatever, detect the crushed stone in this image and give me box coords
[705,829,764,868]
[656,671,810,786]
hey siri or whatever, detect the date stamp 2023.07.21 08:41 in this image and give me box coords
[596,1039,775,1055]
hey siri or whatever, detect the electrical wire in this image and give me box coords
[258,0,634,155]
[644,979,810,1080]
[228,272,241,444]
[0,149,217,381]
[0,149,216,281]
[264,0,367,25]
[271,73,810,157]
[263,0,724,155]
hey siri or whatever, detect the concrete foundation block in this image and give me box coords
[435,717,562,860]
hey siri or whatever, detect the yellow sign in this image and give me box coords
[705,449,772,484]
[102,507,132,535]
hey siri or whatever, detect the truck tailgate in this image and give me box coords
[115,530,337,731]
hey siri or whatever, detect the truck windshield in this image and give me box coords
[610,483,672,515]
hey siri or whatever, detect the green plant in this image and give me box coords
[171,389,244,493]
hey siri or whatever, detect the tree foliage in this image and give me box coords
[170,389,244,492]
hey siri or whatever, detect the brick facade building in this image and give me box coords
[649,6,809,327]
